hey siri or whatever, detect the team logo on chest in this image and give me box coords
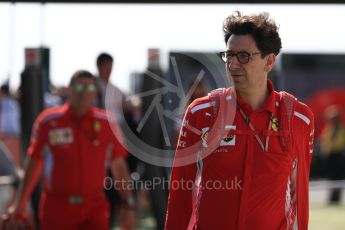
[220,125,236,146]
[94,121,101,132]
[49,128,74,145]
[201,127,209,148]
[271,117,279,131]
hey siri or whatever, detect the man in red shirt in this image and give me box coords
[4,70,136,230]
[165,11,314,230]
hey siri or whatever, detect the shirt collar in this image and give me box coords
[236,79,276,114]
[64,102,94,119]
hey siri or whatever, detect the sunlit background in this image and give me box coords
[1,3,345,92]
[1,3,345,229]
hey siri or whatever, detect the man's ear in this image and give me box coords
[264,54,276,73]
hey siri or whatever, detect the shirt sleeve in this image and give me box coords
[165,104,201,230]
[108,120,127,160]
[296,107,314,230]
[27,113,48,159]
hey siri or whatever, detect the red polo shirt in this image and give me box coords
[28,103,127,196]
[165,80,314,230]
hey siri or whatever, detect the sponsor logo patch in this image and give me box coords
[49,128,73,145]
[182,120,189,127]
[178,140,186,148]
[220,125,236,146]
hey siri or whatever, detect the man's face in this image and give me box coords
[98,61,113,82]
[225,34,273,93]
[70,77,98,111]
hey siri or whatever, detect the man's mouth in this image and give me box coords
[231,73,244,78]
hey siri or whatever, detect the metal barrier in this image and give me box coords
[310,180,345,190]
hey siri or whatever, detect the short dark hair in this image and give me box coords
[0,84,10,96]
[223,11,282,56]
[69,70,96,86]
[96,53,113,67]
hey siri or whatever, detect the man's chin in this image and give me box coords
[231,77,245,86]
[233,82,243,89]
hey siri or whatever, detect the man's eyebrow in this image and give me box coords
[225,50,247,53]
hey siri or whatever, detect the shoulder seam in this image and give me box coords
[294,111,311,125]
[94,111,109,121]
[41,112,65,124]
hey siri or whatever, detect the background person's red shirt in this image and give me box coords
[28,103,127,196]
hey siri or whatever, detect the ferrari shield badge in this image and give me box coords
[201,127,209,148]
[271,117,279,131]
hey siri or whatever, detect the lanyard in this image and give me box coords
[238,105,272,152]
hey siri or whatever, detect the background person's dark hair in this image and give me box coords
[69,70,96,86]
[0,84,10,96]
[96,52,113,68]
[223,11,282,57]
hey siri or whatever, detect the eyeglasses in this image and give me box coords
[72,83,97,94]
[219,51,261,64]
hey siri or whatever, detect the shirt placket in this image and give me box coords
[237,110,273,230]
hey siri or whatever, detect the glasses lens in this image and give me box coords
[73,83,83,93]
[237,52,250,64]
[73,83,96,94]
[220,52,226,63]
[221,52,232,63]
[86,84,96,93]
[225,52,233,63]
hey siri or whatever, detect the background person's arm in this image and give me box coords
[6,157,44,217]
[110,157,136,230]
[110,157,134,203]
[6,110,48,217]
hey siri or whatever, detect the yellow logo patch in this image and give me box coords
[223,134,235,142]
[201,127,209,148]
[271,117,279,131]
[94,121,101,132]
[220,125,236,146]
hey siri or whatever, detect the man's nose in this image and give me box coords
[228,56,241,69]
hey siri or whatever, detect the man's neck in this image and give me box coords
[100,77,108,84]
[237,82,269,111]
[71,105,90,116]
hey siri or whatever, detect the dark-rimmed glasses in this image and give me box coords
[219,51,261,64]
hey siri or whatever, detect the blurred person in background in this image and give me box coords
[0,82,21,220]
[139,48,169,230]
[0,83,21,168]
[2,70,136,230]
[123,95,143,174]
[95,52,125,122]
[94,52,132,227]
[319,105,345,204]
[43,86,70,108]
